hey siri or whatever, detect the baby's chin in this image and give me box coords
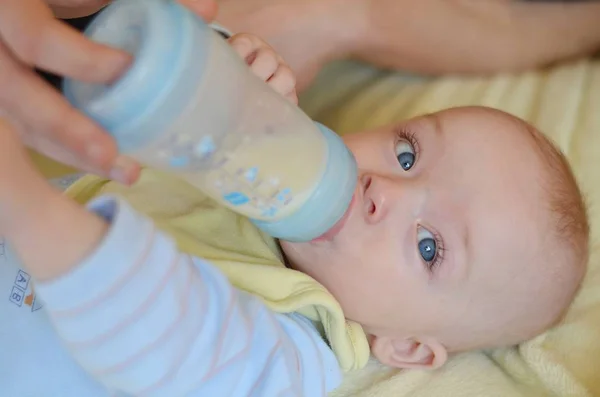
[278,239,330,273]
[277,240,304,271]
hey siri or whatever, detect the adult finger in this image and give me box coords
[0,41,118,172]
[177,0,218,23]
[22,130,105,175]
[12,104,141,185]
[48,0,109,7]
[22,129,141,185]
[51,0,218,21]
[0,0,130,82]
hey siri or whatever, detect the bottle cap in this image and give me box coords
[63,0,209,152]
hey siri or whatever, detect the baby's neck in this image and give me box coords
[275,239,295,269]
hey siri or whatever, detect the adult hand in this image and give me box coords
[352,0,600,76]
[0,0,217,184]
[217,0,600,90]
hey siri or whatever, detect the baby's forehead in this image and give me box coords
[427,109,545,180]
[464,198,554,312]
[407,109,577,321]
[432,110,554,269]
[434,107,537,142]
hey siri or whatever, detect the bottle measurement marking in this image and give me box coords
[214,155,291,216]
[162,135,296,217]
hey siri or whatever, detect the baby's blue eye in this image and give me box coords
[395,140,415,171]
[417,227,437,263]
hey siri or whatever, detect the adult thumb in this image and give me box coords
[177,0,218,23]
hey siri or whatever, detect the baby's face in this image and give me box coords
[281,107,564,355]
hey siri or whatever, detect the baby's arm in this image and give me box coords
[0,122,339,395]
[36,197,340,395]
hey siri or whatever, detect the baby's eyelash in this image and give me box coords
[428,244,446,273]
[427,229,446,273]
[394,127,421,158]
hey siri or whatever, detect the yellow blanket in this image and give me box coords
[300,59,600,397]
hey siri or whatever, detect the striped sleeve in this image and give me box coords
[35,196,341,396]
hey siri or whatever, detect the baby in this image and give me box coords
[288,107,589,362]
[0,33,589,397]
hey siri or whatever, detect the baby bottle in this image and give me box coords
[63,0,357,242]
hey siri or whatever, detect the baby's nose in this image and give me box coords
[360,172,421,225]
[360,173,391,225]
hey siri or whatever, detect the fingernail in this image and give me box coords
[109,156,139,184]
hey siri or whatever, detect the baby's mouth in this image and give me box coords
[310,194,356,242]
[310,174,372,243]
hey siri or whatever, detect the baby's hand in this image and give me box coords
[228,33,298,104]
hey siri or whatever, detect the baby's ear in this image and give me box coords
[370,336,447,370]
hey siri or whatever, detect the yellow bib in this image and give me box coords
[66,170,370,371]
